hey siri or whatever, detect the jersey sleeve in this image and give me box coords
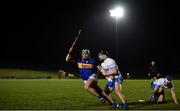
[156,79,164,86]
[74,56,80,63]
[107,59,117,69]
[93,59,98,67]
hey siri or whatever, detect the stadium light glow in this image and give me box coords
[109,7,124,18]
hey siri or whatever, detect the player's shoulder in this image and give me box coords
[156,78,166,84]
[153,79,158,84]
[89,57,95,61]
[88,58,96,63]
[158,78,165,81]
[75,56,82,62]
[105,58,115,64]
[156,78,163,82]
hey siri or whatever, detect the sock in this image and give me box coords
[97,95,103,100]
[122,102,128,109]
[112,101,119,107]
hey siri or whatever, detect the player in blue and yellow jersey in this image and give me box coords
[66,49,119,107]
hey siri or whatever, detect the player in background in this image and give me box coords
[148,61,163,99]
[66,49,119,107]
[148,61,163,84]
[151,76,178,104]
[97,50,129,109]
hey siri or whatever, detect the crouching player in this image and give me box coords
[151,76,178,104]
[66,49,119,107]
[97,51,129,109]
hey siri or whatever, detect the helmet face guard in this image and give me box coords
[81,49,90,59]
[81,49,90,55]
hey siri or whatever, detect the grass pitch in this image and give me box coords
[0,79,179,110]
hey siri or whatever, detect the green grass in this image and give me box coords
[0,68,58,79]
[0,68,57,75]
[0,79,179,110]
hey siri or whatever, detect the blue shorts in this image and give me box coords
[151,83,157,90]
[115,75,123,84]
[106,75,123,88]
[106,80,115,88]
[83,74,97,83]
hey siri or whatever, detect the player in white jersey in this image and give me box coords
[151,76,178,104]
[97,51,128,109]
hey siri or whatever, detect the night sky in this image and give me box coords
[1,0,180,74]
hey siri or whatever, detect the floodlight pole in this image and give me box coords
[110,7,124,62]
[115,16,118,61]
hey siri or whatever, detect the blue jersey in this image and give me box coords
[76,58,97,80]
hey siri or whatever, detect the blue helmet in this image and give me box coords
[165,75,172,81]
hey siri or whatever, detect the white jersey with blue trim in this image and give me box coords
[154,78,167,86]
[101,58,121,81]
[153,78,174,90]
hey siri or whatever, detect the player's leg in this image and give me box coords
[92,82,110,102]
[103,81,116,104]
[149,82,157,101]
[84,77,100,97]
[157,86,165,103]
[92,80,119,107]
[99,81,115,103]
[99,87,119,107]
[101,86,114,104]
[157,94,164,103]
[93,81,114,104]
[114,76,128,109]
[83,74,107,103]
[154,91,159,102]
[104,85,114,95]
[115,83,126,102]
[153,84,161,102]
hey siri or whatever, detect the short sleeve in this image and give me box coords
[107,58,117,69]
[93,59,98,67]
[74,56,80,63]
[156,78,163,86]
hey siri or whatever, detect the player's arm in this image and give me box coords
[65,47,75,62]
[169,84,178,104]
[97,65,117,76]
[171,89,178,104]
[65,53,72,62]
[103,68,117,76]
[66,29,81,62]
[65,54,76,62]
